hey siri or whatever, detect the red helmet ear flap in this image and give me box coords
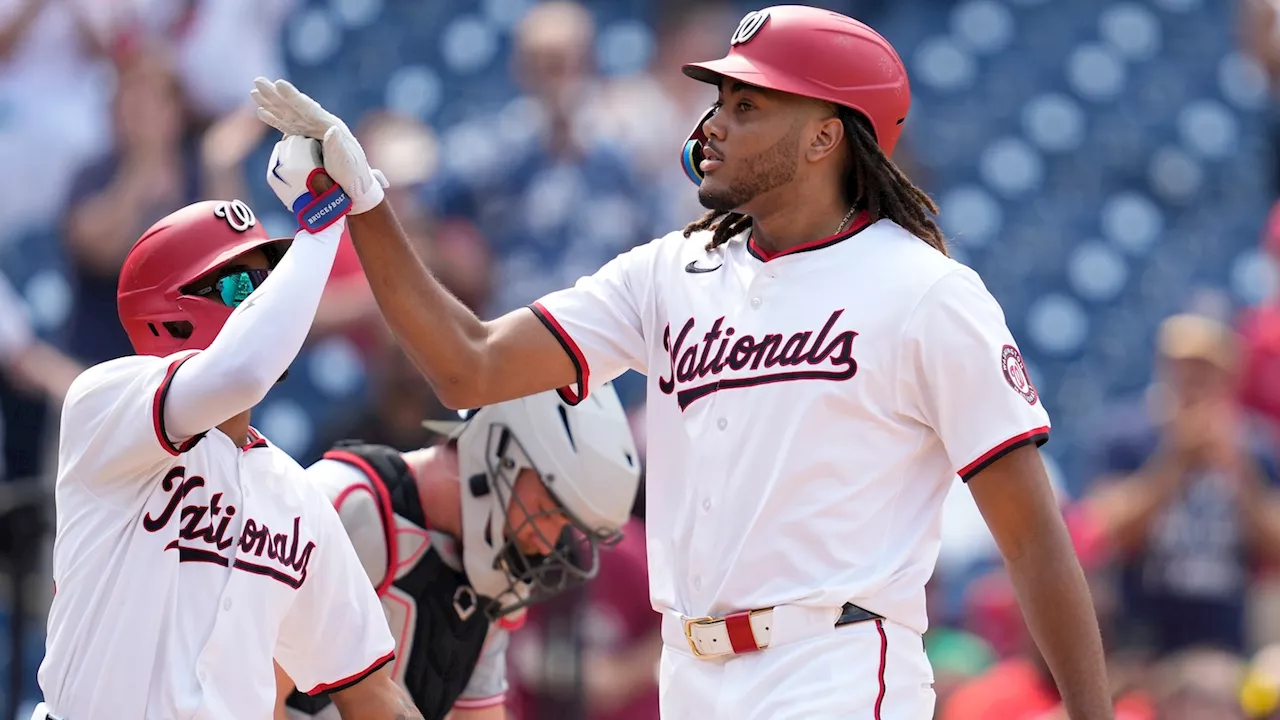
[681,106,716,186]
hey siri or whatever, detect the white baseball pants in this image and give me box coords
[658,613,935,719]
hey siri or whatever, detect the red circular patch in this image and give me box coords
[1001,345,1038,405]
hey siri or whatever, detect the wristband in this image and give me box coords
[291,183,352,233]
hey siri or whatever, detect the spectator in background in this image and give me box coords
[60,46,262,364]
[125,0,295,123]
[421,0,648,317]
[303,342,447,464]
[0,0,115,235]
[942,569,1154,720]
[1080,312,1280,657]
[582,3,734,237]
[1148,648,1249,720]
[0,269,81,479]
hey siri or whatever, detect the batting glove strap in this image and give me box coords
[292,176,351,233]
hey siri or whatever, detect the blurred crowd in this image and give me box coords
[6,0,1280,718]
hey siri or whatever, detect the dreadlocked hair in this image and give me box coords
[682,109,948,256]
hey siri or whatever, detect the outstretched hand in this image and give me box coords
[251,77,346,140]
[251,77,389,214]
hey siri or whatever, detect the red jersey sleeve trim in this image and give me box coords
[528,302,590,406]
[303,650,395,696]
[958,426,1050,482]
[151,354,206,456]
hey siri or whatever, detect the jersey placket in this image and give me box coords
[684,257,777,613]
[193,455,249,699]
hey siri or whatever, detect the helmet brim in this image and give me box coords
[682,54,771,89]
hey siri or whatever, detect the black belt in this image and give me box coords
[834,601,882,627]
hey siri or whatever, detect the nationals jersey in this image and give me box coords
[287,447,512,719]
[38,353,395,720]
[530,216,1050,634]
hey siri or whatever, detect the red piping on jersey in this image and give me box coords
[528,301,590,406]
[958,426,1051,482]
[304,650,395,696]
[152,353,203,456]
[241,427,268,450]
[324,450,400,596]
[874,618,887,719]
[746,210,872,262]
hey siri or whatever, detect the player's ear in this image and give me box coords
[806,114,845,164]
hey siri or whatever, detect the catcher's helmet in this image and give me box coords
[117,199,290,357]
[422,381,641,619]
[680,5,910,186]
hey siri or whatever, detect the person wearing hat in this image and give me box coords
[1080,312,1280,657]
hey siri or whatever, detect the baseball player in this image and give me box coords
[274,382,642,720]
[35,135,425,719]
[251,5,1113,719]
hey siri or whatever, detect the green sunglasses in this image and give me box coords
[189,268,271,308]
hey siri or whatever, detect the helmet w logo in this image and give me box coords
[214,199,257,233]
[730,10,769,46]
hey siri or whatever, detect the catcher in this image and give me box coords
[275,382,643,720]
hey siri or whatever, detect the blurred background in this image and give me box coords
[4,0,1280,718]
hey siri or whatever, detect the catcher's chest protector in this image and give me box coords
[285,442,496,720]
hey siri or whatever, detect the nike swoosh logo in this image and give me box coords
[271,158,285,183]
[685,260,722,274]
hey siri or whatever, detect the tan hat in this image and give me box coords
[1157,313,1239,371]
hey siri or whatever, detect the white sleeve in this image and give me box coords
[56,354,189,502]
[900,267,1051,481]
[163,220,344,442]
[528,240,655,404]
[275,489,396,696]
[453,627,509,710]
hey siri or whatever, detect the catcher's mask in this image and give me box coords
[424,382,641,620]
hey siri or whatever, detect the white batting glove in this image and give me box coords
[251,77,389,214]
[267,135,351,233]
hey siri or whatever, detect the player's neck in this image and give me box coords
[405,445,463,537]
[215,411,252,448]
[747,186,851,256]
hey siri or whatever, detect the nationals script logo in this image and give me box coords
[143,466,316,588]
[658,309,859,411]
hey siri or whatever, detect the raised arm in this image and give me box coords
[345,201,575,408]
[251,78,622,410]
[164,137,348,440]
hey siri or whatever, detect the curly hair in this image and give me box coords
[682,109,947,256]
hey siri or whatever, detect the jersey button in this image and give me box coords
[717,418,728,430]
[222,598,232,611]
[693,576,702,590]
[750,297,762,308]
[702,498,712,512]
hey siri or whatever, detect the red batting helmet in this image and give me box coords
[117,199,290,357]
[680,5,910,186]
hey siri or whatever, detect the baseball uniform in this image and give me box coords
[37,209,396,719]
[284,443,516,720]
[529,217,1050,718]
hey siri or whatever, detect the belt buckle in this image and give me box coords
[682,615,718,658]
